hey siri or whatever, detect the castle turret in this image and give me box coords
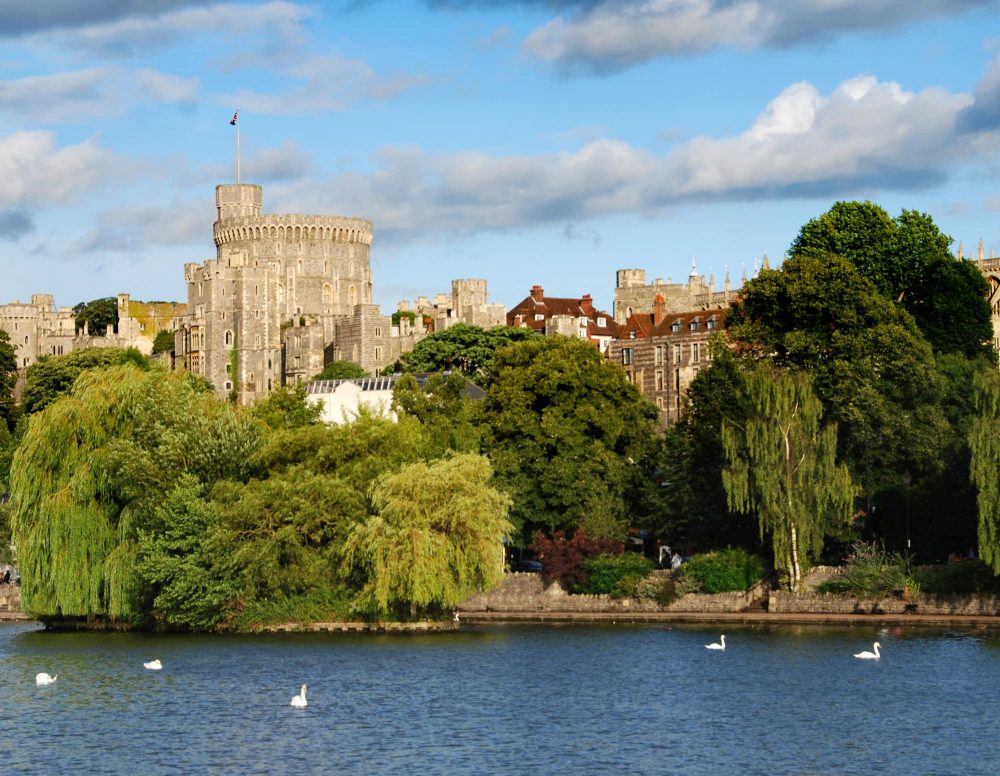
[216,184,262,222]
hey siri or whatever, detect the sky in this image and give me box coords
[2,1,1000,315]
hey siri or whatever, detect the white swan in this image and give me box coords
[705,635,726,651]
[854,641,881,660]
[144,659,163,671]
[35,672,57,685]
[290,684,308,708]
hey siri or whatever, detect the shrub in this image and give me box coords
[528,531,621,589]
[915,560,1000,595]
[578,553,653,598]
[676,548,766,594]
[817,541,918,597]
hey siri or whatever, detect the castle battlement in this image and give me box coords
[213,215,374,248]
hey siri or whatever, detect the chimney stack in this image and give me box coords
[530,285,545,302]
[579,294,594,315]
[653,294,665,325]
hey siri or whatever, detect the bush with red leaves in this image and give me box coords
[528,531,622,589]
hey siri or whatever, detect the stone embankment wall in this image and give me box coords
[0,585,24,620]
[459,571,760,614]
[770,591,1000,616]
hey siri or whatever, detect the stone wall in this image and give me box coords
[770,590,1000,616]
[0,585,22,618]
[459,571,759,614]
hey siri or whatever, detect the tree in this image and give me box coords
[0,329,17,432]
[722,367,855,589]
[726,252,953,552]
[481,336,658,540]
[152,330,175,355]
[313,361,369,380]
[399,323,538,384]
[73,297,119,336]
[341,454,512,617]
[250,384,322,430]
[22,347,152,415]
[392,372,483,456]
[9,364,260,621]
[969,368,1000,574]
[790,202,993,359]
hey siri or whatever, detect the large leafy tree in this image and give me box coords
[722,367,855,589]
[398,323,538,384]
[790,201,993,359]
[73,297,119,336]
[392,372,483,456]
[10,364,259,621]
[342,453,512,617]
[481,336,658,540]
[313,360,368,380]
[726,252,952,551]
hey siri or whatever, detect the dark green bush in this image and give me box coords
[676,548,765,594]
[915,560,1000,594]
[577,552,653,598]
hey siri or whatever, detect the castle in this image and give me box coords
[173,184,505,403]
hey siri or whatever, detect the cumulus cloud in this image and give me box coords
[0,130,134,210]
[523,0,999,71]
[269,70,998,242]
[134,69,199,107]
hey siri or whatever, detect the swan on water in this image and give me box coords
[144,659,163,671]
[35,673,57,685]
[705,635,726,651]
[854,642,881,660]
[290,684,308,708]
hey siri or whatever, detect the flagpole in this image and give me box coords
[236,111,241,184]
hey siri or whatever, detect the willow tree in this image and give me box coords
[970,369,1000,573]
[722,367,855,589]
[10,364,258,622]
[342,453,512,617]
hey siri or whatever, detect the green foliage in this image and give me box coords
[915,560,1000,595]
[578,552,653,597]
[22,347,153,415]
[399,323,538,384]
[250,384,322,430]
[229,586,355,631]
[151,329,175,355]
[816,541,918,597]
[313,361,369,380]
[722,366,856,589]
[970,368,1000,574]
[10,364,257,621]
[137,476,240,631]
[674,548,766,593]
[527,530,621,589]
[342,453,513,618]
[73,297,119,337]
[482,336,658,540]
[0,500,12,565]
[392,373,483,455]
[0,329,16,432]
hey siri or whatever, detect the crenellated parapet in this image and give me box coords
[213,215,374,248]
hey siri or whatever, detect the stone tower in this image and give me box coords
[175,184,375,404]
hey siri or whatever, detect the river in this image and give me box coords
[0,620,997,775]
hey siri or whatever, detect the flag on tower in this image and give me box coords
[230,111,239,125]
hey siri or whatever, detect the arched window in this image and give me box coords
[348,286,357,306]
[225,330,233,346]
[323,284,332,304]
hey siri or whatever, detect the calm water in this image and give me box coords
[1,620,998,775]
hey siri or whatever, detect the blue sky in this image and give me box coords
[2,1,1000,314]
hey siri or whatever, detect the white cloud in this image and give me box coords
[524,0,999,71]
[0,130,132,209]
[267,70,998,241]
[0,68,120,122]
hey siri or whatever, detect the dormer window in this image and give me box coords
[671,321,681,333]
[707,316,718,330]
[689,318,700,331]
[597,317,607,327]
[629,330,637,339]
[535,314,545,321]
